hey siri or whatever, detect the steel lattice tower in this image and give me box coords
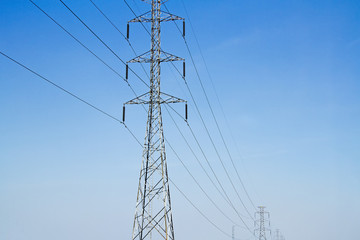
[274,229,285,240]
[275,229,280,240]
[124,1,185,240]
[254,206,271,240]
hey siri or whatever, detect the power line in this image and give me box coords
[88,0,149,79]
[123,0,255,231]
[0,50,141,146]
[31,1,241,227]
[58,0,149,88]
[29,0,124,82]
[123,0,151,36]
[124,0,251,236]
[30,0,153,118]
[163,105,242,228]
[28,0,145,103]
[90,0,127,40]
[27,1,259,236]
[121,2,239,240]
[1,49,237,239]
[164,102,251,223]
[5,2,262,237]
[130,0,141,14]
[165,103,254,234]
[169,178,237,240]
[90,0,253,230]
[163,2,256,219]
[179,0,258,210]
[167,53,255,224]
[164,105,227,202]
[124,0,246,215]
[96,0,243,225]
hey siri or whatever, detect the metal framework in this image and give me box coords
[274,229,285,240]
[124,1,185,240]
[254,206,271,240]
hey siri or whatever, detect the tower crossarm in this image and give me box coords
[128,50,184,63]
[125,92,186,105]
[129,10,184,23]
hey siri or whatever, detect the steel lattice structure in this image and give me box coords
[124,1,185,240]
[254,206,271,240]
[274,229,285,240]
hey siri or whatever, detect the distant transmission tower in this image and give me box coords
[123,1,186,240]
[275,229,280,240]
[254,206,271,240]
[274,229,285,240]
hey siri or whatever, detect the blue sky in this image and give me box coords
[1,0,360,240]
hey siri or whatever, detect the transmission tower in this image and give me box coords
[274,229,285,240]
[123,1,186,240]
[274,229,280,240]
[254,206,271,240]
